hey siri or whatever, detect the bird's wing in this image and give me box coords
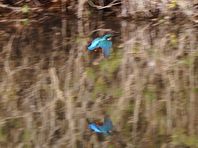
[98,40,112,57]
[88,117,113,134]
[99,117,113,132]
[87,37,102,51]
[88,123,103,133]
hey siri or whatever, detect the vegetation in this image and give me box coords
[0,0,197,147]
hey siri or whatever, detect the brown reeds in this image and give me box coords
[0,0,197,147]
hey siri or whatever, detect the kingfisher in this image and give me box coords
[87,34,112,57]
[87,116,113,135]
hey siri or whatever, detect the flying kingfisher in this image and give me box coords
[87,116,113,135]
[87,34,112,57]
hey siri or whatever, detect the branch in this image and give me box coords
[0,4,38,12]
[0,19,30,23]
[88,0,121,10]
[0,4,21,11]
[90,28,112,35]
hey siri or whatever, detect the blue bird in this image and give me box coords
[88,116,113,135]
[87,34,112,57]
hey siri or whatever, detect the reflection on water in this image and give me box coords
[0,15,197,147]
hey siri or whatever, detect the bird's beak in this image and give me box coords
[107,37,112,41]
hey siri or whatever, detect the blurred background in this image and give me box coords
[0,0,197,147]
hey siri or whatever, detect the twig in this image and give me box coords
[0,4,38,12]
[90,28,112,35]
[0,4,21,11]
[0,19,31,23]
[88,0,121,10]
[4,35,15,75]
